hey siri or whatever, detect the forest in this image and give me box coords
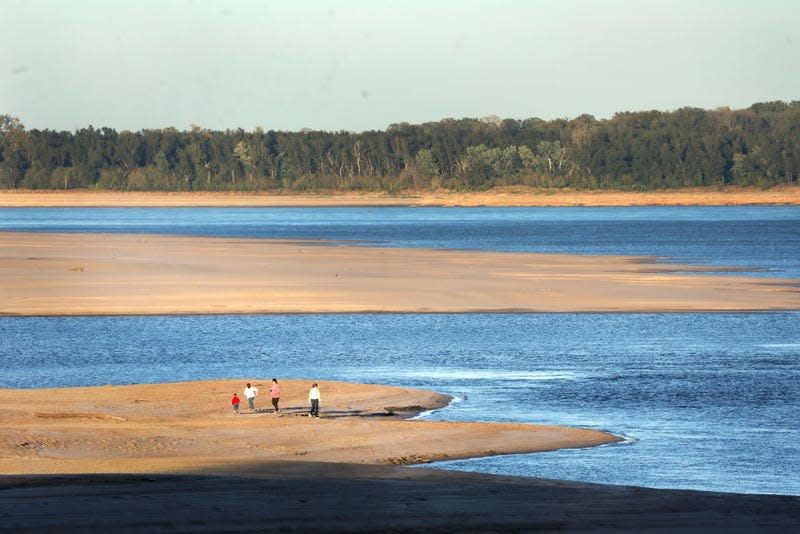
[1,101,798,192]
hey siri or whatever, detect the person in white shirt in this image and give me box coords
[308,383,321,417]
[243,383,258,412]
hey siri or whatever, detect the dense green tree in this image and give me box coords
[1,102,798,192]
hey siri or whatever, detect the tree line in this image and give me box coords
[1,101,798,192]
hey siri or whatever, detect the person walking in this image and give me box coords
[231,392,241,414]
[270,378,281,413]
[243,383,258,413]
[308,383,321,418]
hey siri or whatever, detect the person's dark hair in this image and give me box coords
[272,378,278,383]
[246,383,251,387]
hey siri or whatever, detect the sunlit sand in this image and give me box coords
[0,379,618,476]
[2,231,798,316]
[1,186,799,207]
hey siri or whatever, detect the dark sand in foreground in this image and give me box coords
[4,466,799,533]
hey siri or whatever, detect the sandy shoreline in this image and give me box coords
[2,186,800,207]
[2,231,799,315]
[2,380,797,531]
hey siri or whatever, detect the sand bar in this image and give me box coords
[2,186,800,207]
[1,231,799,315]
[0,379,619,476]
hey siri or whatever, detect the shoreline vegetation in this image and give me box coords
[2,231,799,316]
[3,103,800,194]
[1,185,800,207]
[2,380,798,531]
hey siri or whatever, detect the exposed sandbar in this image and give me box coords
[2,186,800,207]
[0,379,619,476]
[1,231,798,315]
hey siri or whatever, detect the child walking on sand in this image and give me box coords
[231,393,241,414]
[270,378,281,413]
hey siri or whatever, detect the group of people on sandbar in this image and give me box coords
[231,379,321,418]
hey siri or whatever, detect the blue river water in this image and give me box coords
[1,206,799,495]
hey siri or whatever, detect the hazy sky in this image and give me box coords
[2,0,798,132]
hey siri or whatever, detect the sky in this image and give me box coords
[2,0,799,132]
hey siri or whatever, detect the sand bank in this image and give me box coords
[1,231,798,315]
[2,186,800,207]
[1,380,797,532]
[0,379,618,476]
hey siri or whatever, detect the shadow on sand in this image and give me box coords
[2,461,798,532]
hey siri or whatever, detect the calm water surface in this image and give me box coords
[1,206,799,495]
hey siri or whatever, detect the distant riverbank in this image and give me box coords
[2,186,799,207]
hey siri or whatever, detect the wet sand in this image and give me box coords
[2,231,798,315]
[1,380,797,532]
[1,186,799,207]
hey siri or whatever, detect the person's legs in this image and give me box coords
[248,397,254,411]
[311,398,319,417]
[272,397,279,412]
